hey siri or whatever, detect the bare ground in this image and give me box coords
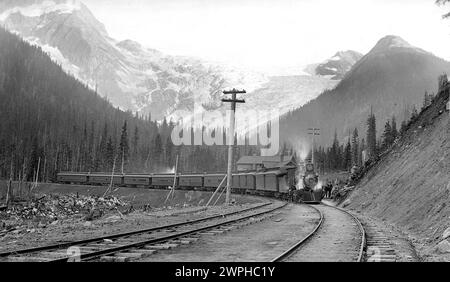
[0,183,266,253]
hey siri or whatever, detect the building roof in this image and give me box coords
[237,155,296,167]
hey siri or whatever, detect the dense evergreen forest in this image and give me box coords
[306,78,445,174]
[0,28,257,182]
[3,25,441,181]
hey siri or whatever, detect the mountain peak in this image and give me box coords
[0,0,81,17]
[309,50,363,80]
[370,35,416,53]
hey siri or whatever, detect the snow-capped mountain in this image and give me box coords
[0,0,269,119]
[305,50,363,80]
[0,0,344,124]
[281,35,450,146]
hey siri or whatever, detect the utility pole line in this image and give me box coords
[222,88,246,204]
[165,155,179,204]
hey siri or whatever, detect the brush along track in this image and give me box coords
[273,203,365,262]
[0,201,286,262]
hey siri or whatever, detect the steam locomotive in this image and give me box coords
[56,163,323,203]
[294,162,323,204]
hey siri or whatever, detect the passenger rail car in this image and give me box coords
[56,165,323,203]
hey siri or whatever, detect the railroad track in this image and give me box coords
[364,223,397,262]
[0,201,286,262]
[360,219,414,262]
[272,203,366,262]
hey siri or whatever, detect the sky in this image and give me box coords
[83,0,450,75]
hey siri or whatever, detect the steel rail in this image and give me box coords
[270,204,324,262]
[321,203,366,262]
[53,202,288,262]
[0,202,272,258]
[272,203,366,262]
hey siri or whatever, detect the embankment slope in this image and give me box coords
[345,83,450,260]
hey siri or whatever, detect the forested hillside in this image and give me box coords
[280,36,450,148]
[345,77,450,261]
[0,27,246,181]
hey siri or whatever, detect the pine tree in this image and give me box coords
[382,120,393,149]
[105,137,115,171]
[400,120,407,135]
[132,125,139,161]
[438,73,448,89]
[98,123,108,170]
[422,91,431,110]
[152,134,163,169]
[165,135,174,167]
[411,105,418,120]
[330,131,340,170]
[359,138,366,166]
[351,128,359,166]
[343,139,352,171]
[366,111,377,160]
[391,116,398,141]
[118,121,129,173]
[28,137,40,181]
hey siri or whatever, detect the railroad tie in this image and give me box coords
[114,252,144,259]
[209,230,225,234]
[365,227,398,262]
[100,256,130,262]
[144,243,178,250]
[7,256,53,262]
[175,240,193,245]
[199,231,217,235]
[38,251,70,259]
[93,243,126,248]
[180,237,199,243]
[132,249,157,256]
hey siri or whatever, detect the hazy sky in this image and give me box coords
[84,0,450,75]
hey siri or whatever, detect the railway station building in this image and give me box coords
[236,155,297,172]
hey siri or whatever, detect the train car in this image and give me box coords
[255,172,265,191]
[179,174,203,188]
[231,174,241,190]
[57,172,88,184]
[89,174,123,185]
[263,171,279,192]
[239,172,255,190]
[152,174,177,188]
[123,174,150,187]
[55,164,308,202]
[231,173,248,193]
[254,170,281,197]
[204,174,226,188]
[277,173,290,194]
[280,167,297,194]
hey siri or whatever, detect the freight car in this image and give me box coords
[56,165,323,203]
[123,174,151,187]
[56,173,88,184]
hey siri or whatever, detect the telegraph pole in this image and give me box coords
[308,128,320,169]
[222,88,246,204]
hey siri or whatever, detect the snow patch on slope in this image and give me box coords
[23,36,82,79]
[0,0,81,21]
